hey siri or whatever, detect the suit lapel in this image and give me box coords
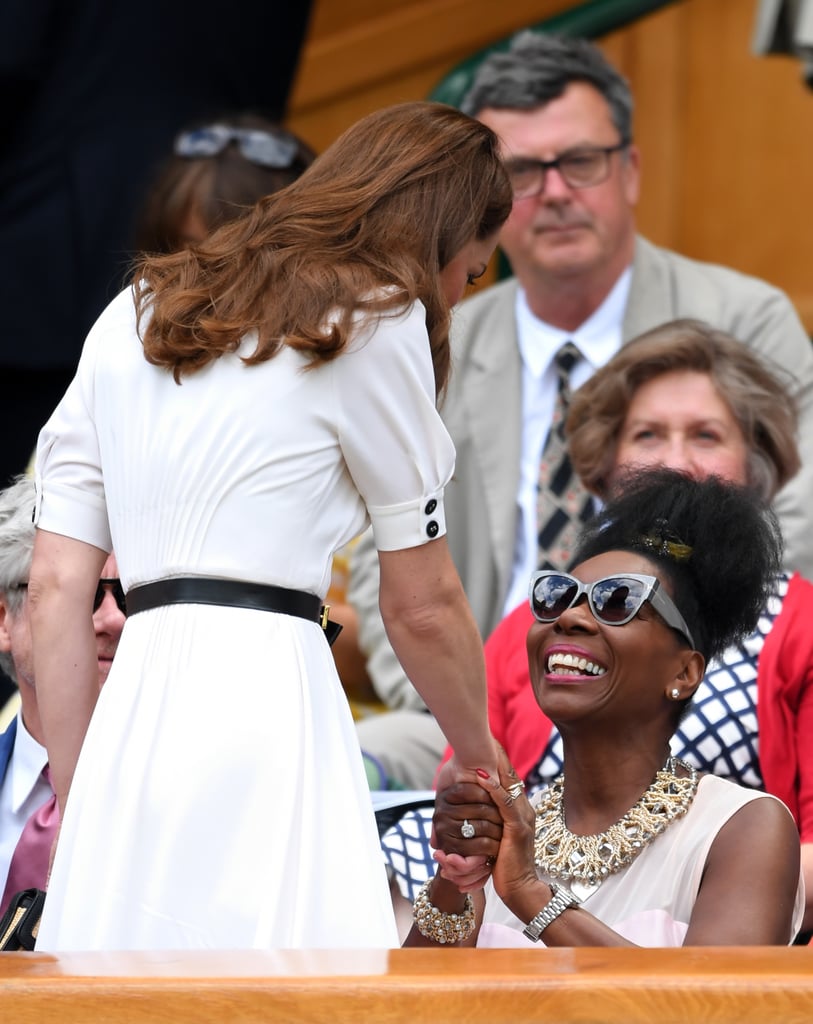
[462,284,523,596]
[0,717,18,786]
[622,236,677,344]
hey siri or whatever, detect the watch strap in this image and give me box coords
[522,882,581,942]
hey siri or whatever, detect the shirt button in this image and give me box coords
[424,498,437,515]
[426,520,439,538]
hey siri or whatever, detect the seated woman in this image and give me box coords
[406,469,804,947]
[418,320,813,935]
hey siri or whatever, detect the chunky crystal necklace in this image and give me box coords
[534,756,698,900]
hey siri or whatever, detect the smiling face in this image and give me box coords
[479,82,639,289]
[613,371,749,486]
[527,549,697,726]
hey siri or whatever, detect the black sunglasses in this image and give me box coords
[94,578,127,616]
[528,571,695,648]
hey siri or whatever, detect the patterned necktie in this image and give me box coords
[536,341,594,570]
[0,765,59,916]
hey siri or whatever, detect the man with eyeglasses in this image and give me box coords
[0,477,126,911]
[348,31,813,791]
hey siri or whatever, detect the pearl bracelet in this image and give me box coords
[413,878,476,944]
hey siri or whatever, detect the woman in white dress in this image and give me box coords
[27,101,511,950]
[406,470,804,948]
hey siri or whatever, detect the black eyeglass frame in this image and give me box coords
[505,139,631,198]
[528,570,695,649]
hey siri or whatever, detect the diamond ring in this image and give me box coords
[460,819,476,839]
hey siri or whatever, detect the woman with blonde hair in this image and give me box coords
[29,101,511,950]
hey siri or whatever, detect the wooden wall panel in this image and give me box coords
[287,0,813,329]
[682,0,813,326]
[600,4,688,249]
[287,0,574,149]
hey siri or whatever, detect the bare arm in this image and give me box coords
[28,529,107,814]
[435,764,636,947]
[451,762,802,947]
[685,796,801,945]
[377,538,497,776]
[348,526,424,711]
[402,874,485,948]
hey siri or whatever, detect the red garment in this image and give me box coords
[437,574,813,840]
[756,574,813,840]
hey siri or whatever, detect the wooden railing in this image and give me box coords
[2,946,812,1023]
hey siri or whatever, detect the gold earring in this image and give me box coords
[670,688,681,700]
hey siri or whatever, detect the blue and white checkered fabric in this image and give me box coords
[380,806,436,900]
[670,575,786,785]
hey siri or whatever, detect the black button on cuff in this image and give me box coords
[426,520,439,538]
[424,498,437,515]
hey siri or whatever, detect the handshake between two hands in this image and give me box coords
[430,748,535,895]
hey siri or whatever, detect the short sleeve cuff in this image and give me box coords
[368,490,446,552]
[34,479,112,553]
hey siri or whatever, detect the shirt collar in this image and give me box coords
[515,265,633,378]
[8,713,48,813]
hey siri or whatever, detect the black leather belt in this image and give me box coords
[126,577,343,646]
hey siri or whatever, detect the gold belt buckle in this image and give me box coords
[319,603,331,631]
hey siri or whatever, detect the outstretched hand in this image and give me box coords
[432,778,502,892]
[432,745,535,894]
[472,754,539,907]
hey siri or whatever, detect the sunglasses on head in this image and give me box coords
[528,571,695,648]
[174,124,301,168]
[95,578,127,616]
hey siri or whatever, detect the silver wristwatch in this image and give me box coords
[522,882,581,942]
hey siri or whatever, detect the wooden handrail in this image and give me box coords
[1,946,812,1023]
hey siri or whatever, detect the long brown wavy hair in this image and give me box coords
[134,101,512,394]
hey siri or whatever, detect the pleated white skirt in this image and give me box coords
[38,605,398,950]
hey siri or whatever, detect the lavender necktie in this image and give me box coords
[1,765,59,916]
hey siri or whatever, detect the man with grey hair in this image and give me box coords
[0,476,125,912]
[349,31,813,788]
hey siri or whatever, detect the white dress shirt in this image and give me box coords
[501,267,633,617]
[0,713,50,893]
